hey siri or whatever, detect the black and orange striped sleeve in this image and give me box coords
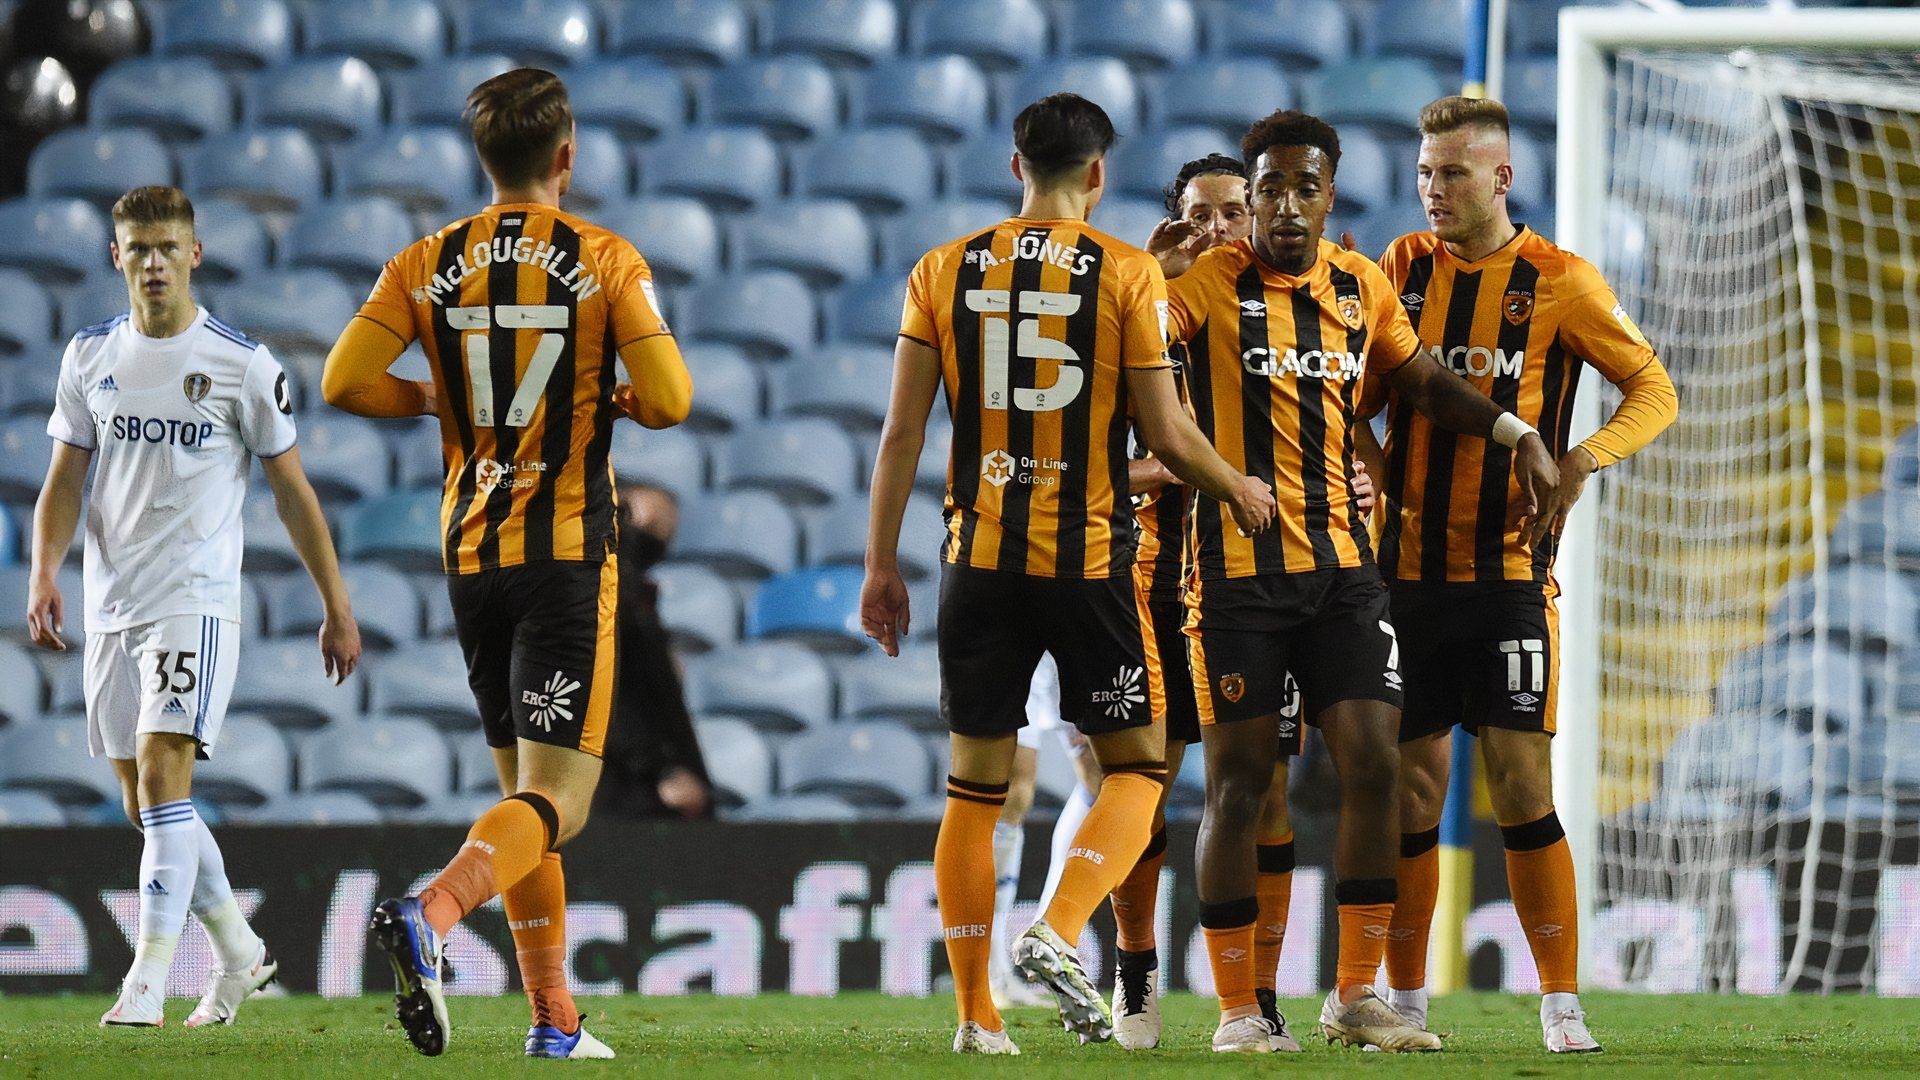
[1117,252,1175,370]
[1164,265,1206,344]
[899,253,940,350]
[1554,256,1677,467]
[1359,256,1423,377]
[597,235,671,348]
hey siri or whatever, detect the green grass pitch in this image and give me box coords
[3,992,1915,1077]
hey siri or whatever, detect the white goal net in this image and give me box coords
[1563,14,1920,994]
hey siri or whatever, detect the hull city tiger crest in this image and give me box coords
[1504,290,1535,326]
[1337,296,1364,329]
[182,373,212,403]
[1219,673,1246,703]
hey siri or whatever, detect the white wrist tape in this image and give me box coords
[1492,412,1536,449]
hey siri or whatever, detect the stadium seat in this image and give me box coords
[243,790,384,824]
[1303,58,1445,136]
[1508,0,1571,57]
[215,269,356,351]
[27,127,174,205]
[249,56,385,142]
[675,490,801,578]
[1208,0,1351,68]
[455,734,498,792]
[800,127,937,212]
[561,124,633,207]
[340,489,445,572]
[0,722,116,805]
[774,343,892,429]
[1156,59,1293,136]
[1107,124,1235,201]
[679,343,761,432]
[683,271,817,357]
[89,56,236,140]
[838,645,939,726]
[729,199,873,284]
[719,417,859,505]
[457,0,600,67]
[766,0,898,65]
[405,790,507,825]
[42,644,85,714]
[686,640,833,731]
[1370,0,1469,64]
[608,0,750,66]
[303,716,451,808]
[228,638,365,728]
[779,721,932,808]
[1887,427,1920,490]
[335,127,479,212]
[280,411,392,504]
[183,127,326,212]
[0,197,111,281]
[392,53,514,128]
[747,566,866,651]
[1506,57,1558,132]
[1833,493,1920,571]
[0,351,59,416]
[809,493,946,580]
[1330,128,1395,214]
[909,0,1049,69]
[0,271,53,355]
[735,792,862,821]
[1063,0,1198,68]
[948,130,1023,202]
[830,275,907,345]
[1342,201,1427,261]
[278,562,419,647]
[157,0,294,68]
[1013,57,1141,136]
[391,418,446,489]
[303,0,449,69]
[710,57,840,141]
[607,422,707,498]
[0,640,45,726]
[883,197,1007,270]
[368,639,479,727]
[1768,564,1919,653]
[858,56,991,141]
[0,415,55,502]
[196,717,293,809]
[238,491,304,572]
[0,790,66,825]
[641,126,783,211]
[1094,196,1170,250]
[917,419,952,493]
[1659,711,1818,812]
[191,198,271,284]
[652,561,741,652]
[1715,640,1868,731]
[567,58,687,140]
[693,715,774,808]
[61,272,140,339]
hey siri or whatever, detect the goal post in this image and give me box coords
[1557,7,1920,991]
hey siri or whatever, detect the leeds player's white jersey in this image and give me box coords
[48,305,296,633]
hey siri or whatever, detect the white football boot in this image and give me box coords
[185,942,279,1028]
[1543,994,1602,1053]
[1319,986,1443,1052]
[1211,1013,1278,1053]
[100,976,165,1028]
[1110,954,1161,1050]
[953,1021,1021,1055]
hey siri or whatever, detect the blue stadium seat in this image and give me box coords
[680,343,762,432]
[0,271,53,355]
[1888,427,1920,490]
[1340,201,1427,261]
[600,197,718,286]
[3,351,59,416]
[243,790,384,824]
[1108,124,1235,201]
[303,0,449,69]
[839,645,939,725]
[609,0,750,66]
[608,422,706,496]
[675,490,801,578]
[567,58,687,140]
[392,53,514,128]
[157,0,295,68]
[1013,57,1141,136]
[767,0,898,66]
[227,639,365,729]
[747,566,866,651]
[391,418,445,489]
[455,734,498,793]
[1208,0,1351,68]
[1715,641,1869,731]
[1617,128,1698,205]
[641,126,783,211]
[27,127,173,205]
[62,272,140,337]
[192,198,271,284]
[652,561,741,651]
[284,197,418,280]
[0,198,111,282]
[730,199,872,284]
[720,417,859,505]
[1093,196,1170,250]
[809,493,946,580]
[0,415,55,502]
[686,640,833,730]
[775,343,892,429]
[830,275,906,345]
[683,271,817,357]
[1303,58,1444,136]
[340,489,445,572]
[335,127,478,212]
[1371,0,1468,64]
[183,127,326,211]
[909,0,1049,69]
[294,562,420,648]
[1768,564,1919,653]
[248,57,385,142]
[710,57,840,140]
[693,715,773,807]
[883,197,1006,270]
[0,790,66,824]
[41,646,85,715]
[562,124,633,207]
[0,567,81,644]
[1332,128,1394,214]
[278,411,391,503]
[1506,128,1550,215]
[1064,0,1198,68]
[947,130,1024,202]
[303,716,451,808]
[736,792,862,821]
[241,491,300,570]
[1157,59,1293,135]
[779,721,932,808]
[917,418,951,492]
[0,723,116,806]
[1833,492,1920,570]
[89,57,236,141]
[858,56,991,141]
[1506,57,1558,133]
[457,0,601,67]
[196,717,293,809]
[368,639,477,727]
[1509,0,1571,57]
[0,640,46,726]
[801,127,937,212]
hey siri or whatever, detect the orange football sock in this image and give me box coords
[1333,878,1397,997]
[1503,810,1580,994]
[1041,769,1164,946]
[504,851,578,1034]
[937,776,1006,1031]
[1253,833,1294,992]
[419,794,553,937]
[1110,827,1167,954]
[1386,827,1440,990]
[1200,898,1259,1014]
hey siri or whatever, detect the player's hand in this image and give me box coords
[1512,432,1561,537]
[1351,458,1376,514]
[1339,230,1358,252]
[1529,445,1596,547]
[25,576,65,651]
[1146,217,1210,278]
[318,612,362,684]
[1226,474,1277,537]
[859,564,911,657]
[414,379,437,417]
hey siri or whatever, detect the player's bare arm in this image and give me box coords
[261,448,362,683]
[860,335,941,657]
[320,316,434,417]
[25,441,90,651]
[1126,365,1276,537]
[613,334,694,429]
[1387,353,1559,521]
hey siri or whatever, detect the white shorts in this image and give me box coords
[1018,653,1065,750]
[85,615,239,760]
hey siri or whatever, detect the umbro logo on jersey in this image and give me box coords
[162,698,187,715]
[1238,299,1267,316]
[1513,692,1540,708]
[1400,292,1426,311]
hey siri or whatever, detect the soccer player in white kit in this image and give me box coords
[25,186,363,1028]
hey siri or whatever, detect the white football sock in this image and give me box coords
[1542,991,1582,1022]
[1037,783,1094,913]
[191,815,262,972]
[131,799,202,988]
[989,820,1024,982]
[1389,986,1430,1028]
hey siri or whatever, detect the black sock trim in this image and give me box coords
[1199,896,1260,929]
[946,775,1010,796]
[1401,826,1441,858]
[1140,828,1168,861]
[1103,761,1169,785]
[1116,946,1159,967]
[1333,877,1398,906]
[1256,840,1296,874]
[505,791,559,851]
[946,790,1008,807]
[1501,810,1565,852]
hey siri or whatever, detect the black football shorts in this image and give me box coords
[1389,579,1558,743]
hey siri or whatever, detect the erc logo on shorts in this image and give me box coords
[1094,665,1146,721]
[521,670,580,731]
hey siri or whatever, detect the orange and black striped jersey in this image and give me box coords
[900,216,1172,580]
[1131,348,1192,604]
[1364,227,1677,583]
[354,202,670,575]
[1166,237,1423,579]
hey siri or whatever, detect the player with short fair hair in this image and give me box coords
[1360,95,1677,1054]
[323,67,692,1060]
[861,92,1277,1055]
[28,184,363,1029]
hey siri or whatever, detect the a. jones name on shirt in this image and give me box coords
[965,234,1097,276]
